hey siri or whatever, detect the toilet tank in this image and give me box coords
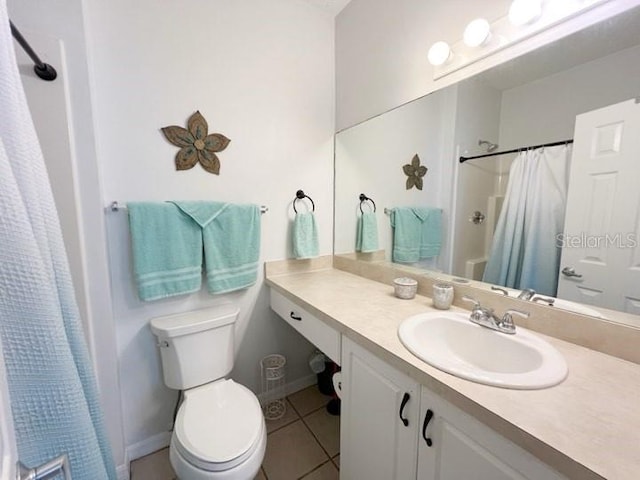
[149,304,239,390]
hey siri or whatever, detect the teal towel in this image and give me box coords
[171,201,261,294]
[293,212,319,259]
[128,202,203,301]
[356,212,379,252]
[390,207,442,263]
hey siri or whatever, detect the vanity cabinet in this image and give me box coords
[270,290,341,364]
[340,337,419,480]
[341,337,566,480]
[418,387,565,480]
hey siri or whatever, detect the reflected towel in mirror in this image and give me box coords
[390,207,442,263]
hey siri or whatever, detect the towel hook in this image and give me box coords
[293,189,315,213]
[359,193,376,214]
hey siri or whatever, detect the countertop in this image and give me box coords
[266,267,640,480]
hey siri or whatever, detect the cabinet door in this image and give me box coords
[340,337,419,480]
[418,387,566,480]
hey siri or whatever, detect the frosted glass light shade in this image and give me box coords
[463,18,491,47]
[428,41,452,66]
[509,0,542,26]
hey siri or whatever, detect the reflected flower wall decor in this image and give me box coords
[403,154,428,190]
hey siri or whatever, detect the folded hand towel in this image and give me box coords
[356,212,379,252]
[128,202,203,301]
[293,212,319,259]
[390,207,442,263]
[171,201,261,294]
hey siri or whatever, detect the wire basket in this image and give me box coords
[260,354,286,420]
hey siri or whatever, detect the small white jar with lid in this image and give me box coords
[393,277,418,299]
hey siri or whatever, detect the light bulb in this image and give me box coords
[427,41,452,66]
[508,0,542,26]
[463,18,491,47]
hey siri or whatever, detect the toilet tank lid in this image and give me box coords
[149,304,239,338]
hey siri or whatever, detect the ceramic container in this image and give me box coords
[393,277,418,299]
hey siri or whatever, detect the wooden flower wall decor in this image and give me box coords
[161,111,230,175]
[403,154,428,190]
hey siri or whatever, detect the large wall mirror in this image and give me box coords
[334,7,640,328]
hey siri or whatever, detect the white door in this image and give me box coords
[557,98,640,313]
[340,338,419,480]
[0,340,17,480]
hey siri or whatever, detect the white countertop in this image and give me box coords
[266,267,640,480]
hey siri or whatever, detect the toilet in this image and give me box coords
[150,304,266,480]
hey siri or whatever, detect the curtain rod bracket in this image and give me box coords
[10,20,57,82]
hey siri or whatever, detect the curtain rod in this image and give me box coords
[459,139,573,163]
[10,20,57,81]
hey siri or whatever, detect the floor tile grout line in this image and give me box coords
[265,410,301,435]
[300,407,340,462]
[297,459,336,480]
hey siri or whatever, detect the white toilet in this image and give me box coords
[150,304,266,480]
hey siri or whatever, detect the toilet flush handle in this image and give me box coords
[157,340,170,348]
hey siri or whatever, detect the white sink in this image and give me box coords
[398,311,568,389]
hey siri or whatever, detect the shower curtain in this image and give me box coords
[483,145,571,297]
[0,3,115,479]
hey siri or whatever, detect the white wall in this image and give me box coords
[83,0,335,463]
[499,44,640,148]
[335,0,510,130]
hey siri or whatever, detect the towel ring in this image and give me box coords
[359,193,376,214]
[293,189,315,213]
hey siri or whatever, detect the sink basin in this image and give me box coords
[398,312,568,389]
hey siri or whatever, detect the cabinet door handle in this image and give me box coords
[422,409,434,447]
[290,311,302,321]
[399,392,410,427]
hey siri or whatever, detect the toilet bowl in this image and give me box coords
[150,305,267,479]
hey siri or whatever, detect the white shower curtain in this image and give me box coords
[483,145,571,297]
[0,4,115,479]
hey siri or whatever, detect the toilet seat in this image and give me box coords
[174,379,263,472]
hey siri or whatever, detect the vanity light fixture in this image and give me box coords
[427,41,452,66]
[463,18,492,47]
[508,0,543,26]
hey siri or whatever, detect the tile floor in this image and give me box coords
[130,385,340,480]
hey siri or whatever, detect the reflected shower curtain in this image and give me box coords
[0,3,115,479]
[483,145,571,297]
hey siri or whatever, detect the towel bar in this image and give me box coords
[107,201,268,214]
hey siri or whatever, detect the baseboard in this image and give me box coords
[126,430,172,463]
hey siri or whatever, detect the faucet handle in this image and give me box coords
[491,286,509,296]
[500,309,529,333]
[532,295,555,306]
[462,295,481,309]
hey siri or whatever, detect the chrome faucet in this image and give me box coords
[532,295,555,306]
[517,288,537,301]
[462,296,529,334]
